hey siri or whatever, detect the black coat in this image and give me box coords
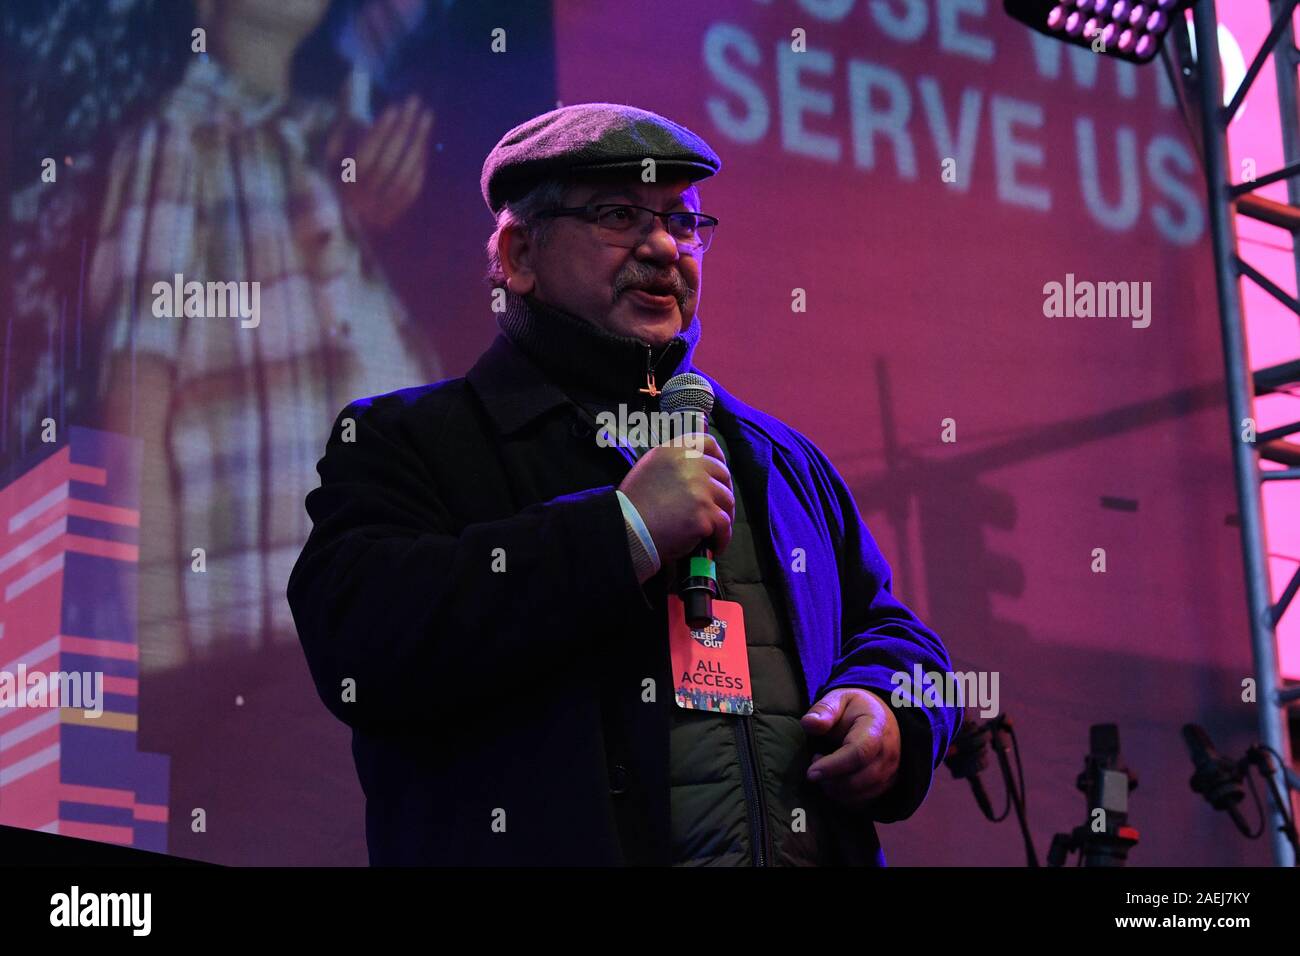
[287,328,961,865]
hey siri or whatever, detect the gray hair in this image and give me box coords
[484,178,569,288]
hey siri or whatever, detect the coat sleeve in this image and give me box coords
[798,436,963,824]
[287,394,646,733]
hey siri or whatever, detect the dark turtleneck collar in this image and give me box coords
[497,289,702,407]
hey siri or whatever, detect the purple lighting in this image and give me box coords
[1048,4,1068,30]
[1065,11,1085,35]
[1118,27,1136,52]
[1134,33,1156,58]
[1147,10,1167,33]
[1129,4,1147,26]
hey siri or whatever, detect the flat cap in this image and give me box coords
[481,102,721,213]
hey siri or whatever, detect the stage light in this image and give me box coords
[1003,0,1193,64]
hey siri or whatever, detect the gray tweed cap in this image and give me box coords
[480,102,722,214]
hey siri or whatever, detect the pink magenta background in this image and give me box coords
[547,0,1290,864]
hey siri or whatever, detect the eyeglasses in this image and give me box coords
[534,203,719,254]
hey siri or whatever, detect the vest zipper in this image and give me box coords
[649,333,768,865]
[734,715,772,866]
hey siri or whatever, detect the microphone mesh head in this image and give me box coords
[660,373,714,416]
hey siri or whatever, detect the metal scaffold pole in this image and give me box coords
[1192,0,1298,867]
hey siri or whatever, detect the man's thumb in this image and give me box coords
[801,690,848,733]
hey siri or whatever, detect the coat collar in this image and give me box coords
[466,308,779,468]
[467,322,763,447]
[469,290,702,436]
[466,332,572,436]
[491,289,701,412]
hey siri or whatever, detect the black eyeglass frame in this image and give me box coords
[533,203,720,253]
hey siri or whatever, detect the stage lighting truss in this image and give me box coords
[1005,0,1300,866]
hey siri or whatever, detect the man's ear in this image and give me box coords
[500,224,537,295]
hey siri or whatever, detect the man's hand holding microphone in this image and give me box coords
[617,432,735,564]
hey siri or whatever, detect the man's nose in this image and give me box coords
[634,218,681,260]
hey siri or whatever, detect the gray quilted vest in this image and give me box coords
[668,423,842,865]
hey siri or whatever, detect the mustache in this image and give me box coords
[613,271,692,302]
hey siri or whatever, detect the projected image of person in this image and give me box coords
[90,0,439,668]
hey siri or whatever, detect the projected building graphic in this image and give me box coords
[0,427,169,851]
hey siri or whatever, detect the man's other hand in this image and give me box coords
[800,688,901,809]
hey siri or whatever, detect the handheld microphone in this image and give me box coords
[659,373,718,629]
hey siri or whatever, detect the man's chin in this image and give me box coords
[614,296,685,345]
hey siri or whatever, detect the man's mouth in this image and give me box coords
[627,287,680,310]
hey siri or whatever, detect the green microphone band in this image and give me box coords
[688,556,717,580]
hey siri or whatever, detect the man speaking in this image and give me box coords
[288,102,960,866]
